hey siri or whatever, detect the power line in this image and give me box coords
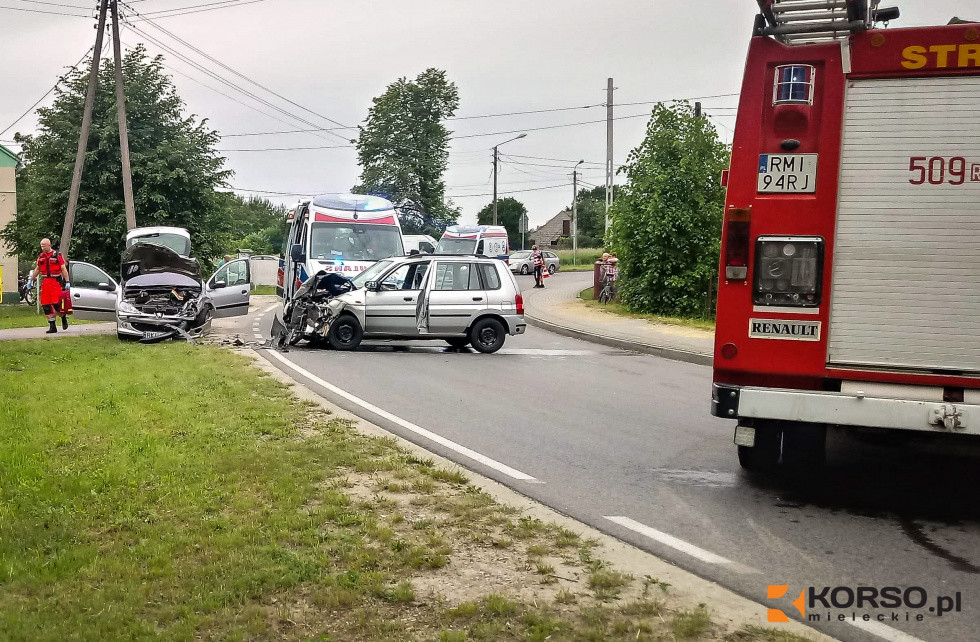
[126,0,269,20]
[447,183,571,198]
[9,0,91,8]
[0,3,89,16]
[123,3,352,137]
[0,43,97,137]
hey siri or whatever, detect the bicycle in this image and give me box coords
[598,274,616,305]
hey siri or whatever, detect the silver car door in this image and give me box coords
[367,262,428,333]
[427,262,484,334]
[415,262,436,334]
[68,261,119,321]
[207,259,251,318]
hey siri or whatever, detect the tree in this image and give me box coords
[354,68,460,235]
[571,185,621,247]
[476,197,527,250]
[219,193,287,256]
[607,102,730,317]
[2,45,230,272]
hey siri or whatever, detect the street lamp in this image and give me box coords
[572,159,584,264]
[492,133,527,225]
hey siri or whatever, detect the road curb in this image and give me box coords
[524,313,713,366]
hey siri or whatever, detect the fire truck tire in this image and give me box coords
[781,423,826,469]
[737,421,781,472]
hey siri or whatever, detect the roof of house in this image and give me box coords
[0,144,19,168]
[529,209,572,244]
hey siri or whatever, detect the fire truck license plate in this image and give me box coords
[757,154,817,193]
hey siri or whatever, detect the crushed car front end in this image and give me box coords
[116,243,211,343]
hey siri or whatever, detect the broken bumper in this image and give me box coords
[712,383,980,435]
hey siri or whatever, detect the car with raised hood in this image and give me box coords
[273,254,525,353]
[69,226,251,342]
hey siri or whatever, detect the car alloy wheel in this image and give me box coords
[548,264,557,275]
[520,265,529,275]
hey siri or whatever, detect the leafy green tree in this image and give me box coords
[2,45,230,272]
[571,184,621,247]
[219,193,287,255]
[608,102,729,317]
[354,68,460,235]
[476,197,527,250]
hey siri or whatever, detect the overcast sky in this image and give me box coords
[0,0,975,229]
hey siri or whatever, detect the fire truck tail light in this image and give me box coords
[724,207,752,280]
[753,236,824,307]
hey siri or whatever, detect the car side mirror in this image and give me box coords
[290,244,306,263]
[213,280,227,289]
[364,280,379,292]
[97,282,115,292]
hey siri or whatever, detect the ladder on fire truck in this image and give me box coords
[755,0,900,45]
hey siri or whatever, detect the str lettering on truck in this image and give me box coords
[901,44,980,70]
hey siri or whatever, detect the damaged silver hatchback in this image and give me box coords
[70,227,251,342]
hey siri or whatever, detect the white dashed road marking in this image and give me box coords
[265,350,539,482]
[847,619,928,642]
[604,516,759,574]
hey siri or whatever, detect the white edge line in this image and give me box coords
[847,619,928,642]
[604,516,737,566]
[264,350,539,482]
[263,303,279,314]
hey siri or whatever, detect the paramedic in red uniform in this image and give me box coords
[36,238,71,334]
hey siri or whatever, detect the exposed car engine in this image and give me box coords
[272,271,353,349]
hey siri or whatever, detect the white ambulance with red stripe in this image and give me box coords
[278,194,405,300]
[436,225,510,263]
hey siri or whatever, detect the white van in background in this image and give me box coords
[436,225,510,263]
[402,234,437,254]
[278,194,405,300]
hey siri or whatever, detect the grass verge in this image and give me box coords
[578,287,716,332]
[251,284,278,295]
[0,336,797,641]
[0,304,99,330]
[555,247,604,269]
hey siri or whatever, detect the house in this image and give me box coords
[0,144,18,303]
[528,208,572,247]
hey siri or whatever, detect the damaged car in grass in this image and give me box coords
[69,226,251,342]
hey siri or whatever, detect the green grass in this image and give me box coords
[0,304,100,330]
[0,335,752,640]
[555,247,605,268]
[251,284,279,295]
[579,287,716,332]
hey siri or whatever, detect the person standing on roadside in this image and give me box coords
[531,245,545,288]
[36,238,71,333]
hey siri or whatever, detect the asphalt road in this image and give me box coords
[242,285,979,642]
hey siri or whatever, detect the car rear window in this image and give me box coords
[477,263,501,290]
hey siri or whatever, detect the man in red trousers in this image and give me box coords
[36,238,71,334]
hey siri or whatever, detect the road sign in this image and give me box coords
[518,214,529,234]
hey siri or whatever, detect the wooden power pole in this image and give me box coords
[61,0,109,258]
[111,0,137,231]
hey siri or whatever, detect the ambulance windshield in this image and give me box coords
[309,222,403,261]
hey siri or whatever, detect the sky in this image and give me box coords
[0,0,975,229]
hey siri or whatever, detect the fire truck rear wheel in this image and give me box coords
[781,423,826,470]
[737,421,781,472]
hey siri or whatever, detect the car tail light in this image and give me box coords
[753,236,823,307]
[516,293,524,315]
[724,206,751,280]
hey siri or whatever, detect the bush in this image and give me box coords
[608,102,729,317]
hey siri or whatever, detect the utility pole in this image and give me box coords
[61,0,109,258]
[694,101,702,118]
[572,159,583,265]
[111,0,136,230]
[605,78,615,234]
[491,133,526,226]
[492,146,498,225]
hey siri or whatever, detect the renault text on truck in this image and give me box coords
[711,0,980,470]
[278,194,405,300]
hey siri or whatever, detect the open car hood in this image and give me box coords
[120,242,202,284]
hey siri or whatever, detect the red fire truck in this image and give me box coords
[712,0,980,470]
